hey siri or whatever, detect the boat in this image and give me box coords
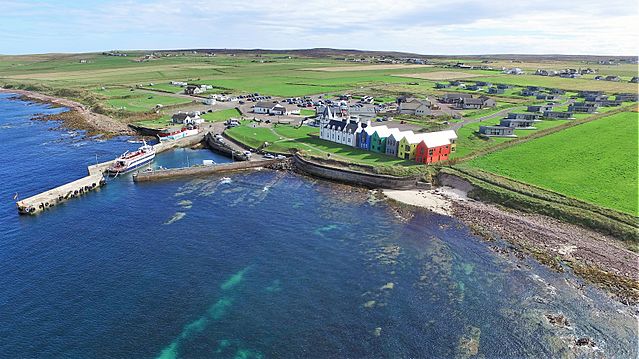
[107,140,155,175]
[157,126,199,142]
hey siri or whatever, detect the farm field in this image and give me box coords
[397,71,488,80]
[303,64,433,72]
[463,111,638,215]
[96,88,193,112]
[465,74,637,93]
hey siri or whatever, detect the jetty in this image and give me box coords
[133,159,283,182]
[16,132,206,215]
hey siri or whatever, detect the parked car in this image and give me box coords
[263,153,275,159]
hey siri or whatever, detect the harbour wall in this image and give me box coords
[133,159,282,182]
[292,154,418,190]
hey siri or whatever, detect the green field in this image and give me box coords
[94,87,193,112]
[200,108,242,122]
[463,111,638,215]
[225,122,418,166]
[466,74,637,93]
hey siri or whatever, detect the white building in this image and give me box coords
[319,107,364,147]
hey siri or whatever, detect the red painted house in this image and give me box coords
[415,133,452,164]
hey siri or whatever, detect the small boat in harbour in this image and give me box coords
[157,125,199,142]
[107,140,156,175]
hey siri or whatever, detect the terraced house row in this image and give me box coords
[318,107,457,164]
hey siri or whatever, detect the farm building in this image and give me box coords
[479,126,516,137]
[499,118,536,129]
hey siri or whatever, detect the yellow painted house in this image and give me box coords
[397,133,423,160]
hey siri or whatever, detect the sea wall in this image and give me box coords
[203,132,249,161]
[133,159,281,182]
[292,154,418,189]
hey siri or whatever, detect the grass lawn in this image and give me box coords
[463,111,638,215]
[225,122,419,166]
[94,87,193,112]
[200,108,242,122]
[134,115,173,129]
[300,109,315,117]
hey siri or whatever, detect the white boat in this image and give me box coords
[107,141,155,175]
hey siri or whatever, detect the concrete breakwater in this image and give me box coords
[16,132,207,215]
[133,159,283,182]
[203,132,249,161]
[292,154,419,190]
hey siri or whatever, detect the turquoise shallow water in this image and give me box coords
[0,94,637,358]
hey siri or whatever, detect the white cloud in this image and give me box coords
[0,0,637,54]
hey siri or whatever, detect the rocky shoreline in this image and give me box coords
[384,187,639,306]
[0,88,134,136]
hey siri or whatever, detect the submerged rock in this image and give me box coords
[575,337,596,347]
[545,313,571,328]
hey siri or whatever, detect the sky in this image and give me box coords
[0,0,637,55]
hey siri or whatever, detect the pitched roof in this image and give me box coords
[254,101,273,108]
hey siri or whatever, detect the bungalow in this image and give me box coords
[604,75,621,82]
[503,67,524,75]
[488,87,505,94]
[536,94,558,101]
[171,112,204,125]
[496,84,511,89]
[435,82,450,89]
[415,134,452,164]
[184,85,205,95]
[549,88,566,95]
[527,104,554,113]
[520,89,539,96]
[466,85,481,91]
[253,101,274,114]
[578,91,604,98]
[584,94,608,102]
[270,104,287,116]
[479,126,516,137]
[630,77,639,83]
[398,98,433,116]
[499,118,536,129]
[457,96,496,110]
[534,69,558,76]
[439,93,473,104]
[568,102,598,113]
[615,93,638,102]
[507,112,541,121]
[476,81,492,87]
[543,111,574,119]
[594,99,622,107]
[449,80,462,86]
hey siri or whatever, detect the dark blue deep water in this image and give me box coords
[0,93,637,359]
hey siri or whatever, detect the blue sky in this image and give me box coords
[0,0,637,55]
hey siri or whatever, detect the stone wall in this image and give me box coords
[292,154,418,189]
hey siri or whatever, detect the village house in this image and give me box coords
[543,111,574,119]
[499,118,536,129]
[488,87,505,94]
[536,94,559,101]
[534,69,559,76]
[398,98,433,116]
[520,89,540,96]
[604,75,621,82]
[356,124,380,150]
[503,67,524,75]
[184,85,207,95]
[496,84,511,89]
[319,116,362,147]
[476,81,492,87]
[171,112,204,125]
[369,127,399,153]
[397,133,422,160]
[615,93,638,102]
[415,134,452,164]
[527,104,554,113]
[349,104,377,118]
[466,84,481,91]
[479,125,516,137]
[385,131,413,157]
[568,102,598,113]
[507,112,541,121]
[549,88,566,95]
[457,96,496,110]
[253,101,274,114]
[439,93,473,104]
[435,82,450,89]
[630,77,639,83]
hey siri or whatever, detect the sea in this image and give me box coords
[0,93,636,358]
